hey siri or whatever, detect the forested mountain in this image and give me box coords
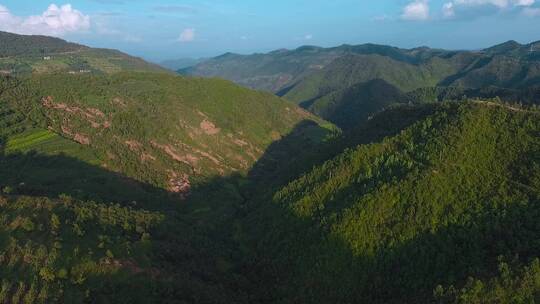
[0,33,335,301]
[245,101,540,303]
[0,31,167,75]
[0,31,85,57]
[0,72,333,197]
[1,31,540,303]
[179,45,355,93]
[182,40,540,130]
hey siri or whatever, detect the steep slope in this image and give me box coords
[302,79,404,130]
[183,40,540,130]
[1,72,334,196]
[0,31,167,75]
[244,101,540,303]
[0,67,336,302]
[283,52,474,104]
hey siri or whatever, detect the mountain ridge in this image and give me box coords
[0,31,168,75]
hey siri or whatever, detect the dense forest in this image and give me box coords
[0,31,85,58]
[1,31,540,303]
[183,40,540,131]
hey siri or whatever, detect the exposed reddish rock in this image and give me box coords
[200,119,221,135]
[233,138,249,147]
[141,153,156,162]
[74,133,90,145]
[86,107,105,117]
[168,172,191,198]
[151,141,199,167]
[125,140,142,151]
[61,125,73,136]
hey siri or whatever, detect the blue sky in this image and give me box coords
[1,0,540,62]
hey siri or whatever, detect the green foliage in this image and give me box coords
[185,41,540,131]
[0,72,334,191]
[246,101,540,303]
[0,31,167,75]
[4,32,540,303]
[0,195,163,303]
[303,79,404,130]
[0,31,83,58]
[0,60,336,303]
[436,258,540,303]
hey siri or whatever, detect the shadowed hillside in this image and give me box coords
[2,97,540,303]
[240,101,540,303]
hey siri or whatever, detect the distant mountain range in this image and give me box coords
[158,57,207,71]
[181,40,540,129]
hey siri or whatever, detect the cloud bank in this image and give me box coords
[442,0,536,18]
[400,0,537,21]
[0,4,90,36]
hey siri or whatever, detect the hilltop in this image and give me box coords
[0,31,167,75]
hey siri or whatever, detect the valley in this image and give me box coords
[0,29,540,303]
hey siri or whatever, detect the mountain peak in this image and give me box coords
[484,40,522,54]
[295,45,323,52]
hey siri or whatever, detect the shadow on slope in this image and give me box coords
[0,119,338,303]
[240,102,540,303]
[302,79,404,130]
[0,150,174,211]
[5,105,534,304]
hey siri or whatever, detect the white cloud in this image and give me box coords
[0,4,90,36]
[304,34,313,40]
[442,0,535,18]
[402,0,430,20]
[178,28,195,42]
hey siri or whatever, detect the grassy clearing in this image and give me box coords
[5,128,100,164]
[6,129,58,152]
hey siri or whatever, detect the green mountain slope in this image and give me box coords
[0,31,167,75]
[0,66,336,302]
[180,44,456,94]
[244,101,540,303]
[302,79,404,130]
[3,32,540,304]
[183,41,540,130]
[179,46,345,93]
[1,72,334,193]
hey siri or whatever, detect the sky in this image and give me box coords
[1,0,540,62]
